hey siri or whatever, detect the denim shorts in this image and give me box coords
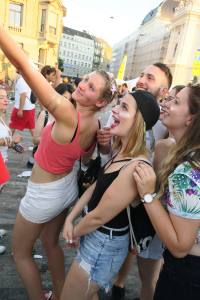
[75,229,129,292]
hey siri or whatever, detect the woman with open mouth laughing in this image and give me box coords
[61,90,160,300]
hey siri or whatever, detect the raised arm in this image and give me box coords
[0,25,76,126]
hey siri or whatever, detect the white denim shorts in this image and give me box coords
[19,168,78,223]
[138,234,164,260]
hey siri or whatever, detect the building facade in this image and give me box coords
[59,27,94,78]
[0,0,66,81]
[165,0,200,85]
[111,0,200,85]
[94,38,112,72]
[59,27,112,78]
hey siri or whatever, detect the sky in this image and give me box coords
[63,0,163,46]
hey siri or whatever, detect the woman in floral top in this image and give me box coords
[133,84,200,300]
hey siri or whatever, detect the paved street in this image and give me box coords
[0,103,140,300]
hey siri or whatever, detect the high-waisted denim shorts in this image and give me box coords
[76,229,129,292]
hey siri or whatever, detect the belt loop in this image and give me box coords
[110,230,113,239]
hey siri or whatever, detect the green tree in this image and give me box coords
[58,58,64,72]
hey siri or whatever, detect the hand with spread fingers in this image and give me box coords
[133,162,157,198]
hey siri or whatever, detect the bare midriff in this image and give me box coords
[30,162,71,183]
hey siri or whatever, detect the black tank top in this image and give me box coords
[87,161,131,229]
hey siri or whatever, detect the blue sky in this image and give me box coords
[63,0,163,45]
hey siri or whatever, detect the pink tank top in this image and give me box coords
[35,113,95,174]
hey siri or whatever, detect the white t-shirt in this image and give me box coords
[0,118,12,162]
[14,76,35,110]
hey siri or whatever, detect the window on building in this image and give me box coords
[49,11,58,35]
[9,2,23,27]
[40,9,46,32]
[173,43,178,57]
[38,48,46,65]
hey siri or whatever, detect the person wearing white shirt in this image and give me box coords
[9,74,35,137]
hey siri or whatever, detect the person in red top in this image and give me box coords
[0,152,9,254]
[0,151,9,188]
[0,25,116,300]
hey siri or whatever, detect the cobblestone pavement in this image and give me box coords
[0,103,140,300]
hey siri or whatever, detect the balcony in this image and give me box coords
[38,26,58,45]
[8,26,22,33]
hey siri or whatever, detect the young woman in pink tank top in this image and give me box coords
[0,26,116,300]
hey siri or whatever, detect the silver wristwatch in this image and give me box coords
[141,193,157,203]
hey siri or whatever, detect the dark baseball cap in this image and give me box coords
[130,90,160,130]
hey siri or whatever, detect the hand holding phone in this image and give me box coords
[12,143,24,153]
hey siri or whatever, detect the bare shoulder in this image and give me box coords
[78,114,99,149]
[155,138,175,153]
[119,157,150,176]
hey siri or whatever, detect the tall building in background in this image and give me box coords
[94,38,112,72]
[110,35,132,78]
[165,0,200,85]
[59,27,95,78]
[111,0,200,85]
[59,27,112,78]
[0,0,66,81]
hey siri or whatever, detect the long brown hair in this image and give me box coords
[157,84,200,198]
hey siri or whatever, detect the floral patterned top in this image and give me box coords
[163,161,200,244]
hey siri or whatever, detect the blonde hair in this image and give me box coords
[157,84,200,198]
[113,108,147,158]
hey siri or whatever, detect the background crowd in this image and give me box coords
[0,24,200,300]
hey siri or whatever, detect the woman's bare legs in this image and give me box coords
[137,256,162,300]
[60,260,99,300]
[40,209,67,300]
[12,212,45,300]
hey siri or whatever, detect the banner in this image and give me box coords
[192,49,200,76]
[117,54,127,80]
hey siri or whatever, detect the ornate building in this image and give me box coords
[165,0,200,84]
[59,27,94,78]
[59,27,112,78]
[111,0,200,85]
[0,0,66,81]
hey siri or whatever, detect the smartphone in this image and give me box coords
[12,143,24,153]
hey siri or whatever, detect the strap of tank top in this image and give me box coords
[43,111,49,127]
[123,157,152,254]
[96,119,101,155]
[71,112,80,143]
[119,157,152,170]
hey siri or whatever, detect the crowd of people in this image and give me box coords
[0,23,200,300]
